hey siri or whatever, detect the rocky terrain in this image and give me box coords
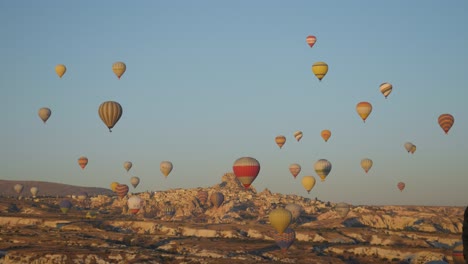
[0,173,464,264]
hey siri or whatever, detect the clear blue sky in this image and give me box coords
[2,1,468,206]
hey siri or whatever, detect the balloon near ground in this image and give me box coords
[112,61,126,79]
[335,202,351,218]
[197,190,208,205]
[285,204,302,221]
[13,184,24,194]
[273,228,296,253]
[59,199,72,214]
[210,192,224,208]
[127,196,142,214]
[55,64,67,78]
[301,176,316,194]
[356,102,372,122]
[232,157,260,189]
[312,61,328,81]
[269,208,292,234]
[30,187,39,197]
[438,113,454,134]
[115,184,129,199]
[38,107,51,124]
[98,101,123,132]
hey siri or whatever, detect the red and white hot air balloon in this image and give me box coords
[233,157,260,189]
[78,156,88,170]
[397,182,405,192]
[306,35,317,48]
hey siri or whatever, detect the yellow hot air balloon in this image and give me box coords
[38,107,51,124]
[275,135,286,149]
[312,62,328,81]
[360,158,373,173]
[293,131,303,142]
[269,208,292,234]
[379,82,392,99]
[98,101,123,132]
[301,176,316,194]
[314,159,332,182]
[356,102,372,122]
[55,64,67,78]
[321,130,331,142]
[410,145,416,154]
[110,182,119,192]
[112,62,126,79]
[160,161,173,178]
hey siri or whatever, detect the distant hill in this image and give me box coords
[0,179,113,197]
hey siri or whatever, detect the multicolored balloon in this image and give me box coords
[98,101,123,132]
[233,157,260,189]
[275,135,286,149]
[59,199,72,214]
[160,161,173,178]
[55,64,66,78]
[360,158,373,173]
[115,184,129,199]
[356,102,372,122]
[293,131,303,142]
[289,163,301,179]
[379,82,392,99]
[273,228,296,253]
[38,107,52,124]
[314,159,332,182]
[321,130,331,142]
[269,208,292,234]
[78,156,88,170]
[127,196,142,214]
[312,62,328,81]
[210,192,225,208]
[197,190,208,205]
[306,35,317,48]
[397,182,405,192]
[301,175,316,194]
[112,62,126,79]
[438,114,454,134]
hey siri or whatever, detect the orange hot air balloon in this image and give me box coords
[275,135,286,149]
[321,130,331,142]
[356,102,373,122]
[78,156,88,170]
[438,114,454,134]
[306,35,317,48]
[397,182,405,192]
[233,157,260,189]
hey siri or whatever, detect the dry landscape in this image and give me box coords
[0,174,464,264]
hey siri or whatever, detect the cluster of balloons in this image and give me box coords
[12,184,39,198]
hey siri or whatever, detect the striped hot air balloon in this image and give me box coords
[197,190,208,205]
[269,208,292,234]
[233,157,260,189]
[98,101,123,132]
[301,176,316,193]
[38,107,52,124]
[321,129,331,142]
[356,102,372,122]
[293,131,303,142]
[112,62,126,79]
[115,184,129,199]
[397,182,405,192]
[360,158,373,173]
[273,228,296,253]
[275,135,286,149]
[306,35,317,48]
[59,199,72,214]
[312,62,328,81]
[314,159,332,182]
[210,192,225,208]
[78,156,88,169]
[55,64,67,78]
[438,114,454,134]
[127,196,142,214]
[379,82,392,99]
[289,163,301,179]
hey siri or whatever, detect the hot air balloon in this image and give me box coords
[160,161,173,178]
[397,182,405,192]
[164,204,176,217]
[78,156,88,170]
[306,35,317,48]
[98,101,123,132]
[13,184,24,194]
[112,62,126,79]
[130,176,140,188]
[293,131,303,142]
[335,202,351,218]
[312,62,328,81]
[55,64,67,78]
[360,158,373,173]
[301,176,316,194]
[438,114,454,134]
[210,192,224,208]
[379,82,392,99]
[321,130,331,142]
[59,199,72,214]
[110,182,119,192]
[30,187,38,197]
[115,184,129,199]
[269,208,292,234]
[356,102,372,122]
[233,157,261,189]
[410,145,416,154]
[452,243,464,264]
[285,204,302,221]
[314,159,332,182]
[404,142,414,153]
[127,196,142,214]
[38,107,51,124]
[197,190,208,205]
[289,163,301,179]
[273,228,296,253]
[123,161,133,172]
[275,135,286,149]
[77,192,88,201]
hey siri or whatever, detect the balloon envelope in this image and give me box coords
[312,62,328,81]
[115,184,129,199]
[404,142,414,153]
[314,159,332,181]
[321,130,331,142]
[38,107,51,124]
[123,161,133,172]
[197,190,209,205]
[306,35,317,48]
[110,182,119,192]
[55,64,66,78]
[30,187,39,197]
[356,102,372,122]
[130,177,140,188]
[438,114,454,134]
[160,161,173,177]
[285,204,302,221]
[289,163,301,179]
[301,176,316,193]
[98,101,123,132]
[269,208,292,234]
[275,135,286,149]
[112,62,126,79]
[233,157,260,189]
[273,228,296,252]
[335,202,351,218]
[13,184,24,194]
[360,158,373,173]
[59,199,72,213]
[210,192,224,208]
[293,131,303,142]
[127,196,142,214]
[379,82,392,98]
[397,182,405,192]
[78,156,88,169]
